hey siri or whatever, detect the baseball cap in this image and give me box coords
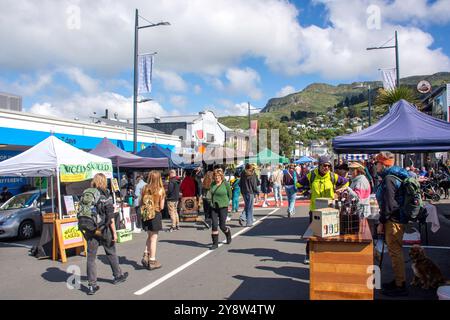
[318,156,331,165]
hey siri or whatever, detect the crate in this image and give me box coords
[340,213,360,235]
[116,229,132,243]
[311,208,340,238]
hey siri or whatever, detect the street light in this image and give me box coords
[367,30,400,88]
[133,9,170,154]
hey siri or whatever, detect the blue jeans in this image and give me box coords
[285,185,297,214]
[273,183,282,202]
[240,193,254,226]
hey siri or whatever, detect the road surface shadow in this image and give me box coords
[97,255,146,271]
[229,275,308,300]
[228,248,304,263]
[255,265,309,281]
[159,239,209,248]
[40,267,112,294]
[242,216,309,237]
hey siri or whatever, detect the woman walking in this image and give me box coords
[260,164,271,207]
[141,171,166,270]
[201,169,214,229]
[272,164,284,207]
[85,173,128,295]
[208,168,232,250]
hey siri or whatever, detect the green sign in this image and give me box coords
[59,162,113,182]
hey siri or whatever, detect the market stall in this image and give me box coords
[0,136,113,262]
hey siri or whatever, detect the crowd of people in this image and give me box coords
[79,153,450,296]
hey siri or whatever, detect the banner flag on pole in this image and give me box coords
[381,68,397,91]
[138,54,153,95]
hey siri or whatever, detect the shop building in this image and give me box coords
[421,83,450,122]
[0,109,181,195]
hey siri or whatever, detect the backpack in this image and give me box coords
[77,188,108,237]
[141,194,156,221]
[388,175,426,222]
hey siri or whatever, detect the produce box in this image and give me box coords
[116,229,132,243]
[311,208,340,238]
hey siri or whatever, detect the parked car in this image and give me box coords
[0,189,52,240]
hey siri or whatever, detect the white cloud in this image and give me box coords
[170,95,187,107]
[212,101,260,116]
[61,67,99,93]
[154,70,187,92]
[276,85,296,97]
[193,85,202,94]
[27,91,167,121]
[225,67,262,100]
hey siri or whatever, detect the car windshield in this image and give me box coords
[0,193,37,210]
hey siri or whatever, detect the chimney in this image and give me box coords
[154,117,161,123]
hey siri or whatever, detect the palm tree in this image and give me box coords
[374,86,421,117]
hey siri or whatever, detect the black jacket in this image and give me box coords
[167,177,180,201]
[239,170,258,195]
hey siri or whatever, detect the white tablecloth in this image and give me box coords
[424,202,440,233]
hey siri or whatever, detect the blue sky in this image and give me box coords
[1,0,449,121]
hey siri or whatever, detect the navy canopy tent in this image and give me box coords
[90,138,168,168]
[332,99,450,153]
[138,144,194,169]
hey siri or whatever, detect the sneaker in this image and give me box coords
[113,272,129,285]
[132,228,142,234]
[210,243,219,250]
[382,283,408,297]
[176,225,180,231]
[167,227,176,232]
[226,216,231,222]
[262,202,268,208]
[287,210,291,218]
[239,218,245,226]
[87,284,100,295]
[148,260,162,270]
[303,257,310,265]
[291,211,296,216]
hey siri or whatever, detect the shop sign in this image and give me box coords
[59,162,113,182]
[61,221,83,246]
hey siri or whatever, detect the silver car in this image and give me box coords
[0,190,52,240]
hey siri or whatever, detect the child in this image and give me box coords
[231,172,241,213]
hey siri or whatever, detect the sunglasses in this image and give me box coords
[321,164,331,168]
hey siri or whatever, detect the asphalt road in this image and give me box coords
[1,199,450,300]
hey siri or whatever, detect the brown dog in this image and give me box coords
[409,245,446,289]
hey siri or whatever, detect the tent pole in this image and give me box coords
[51,175,55,214]
[56,168,62,220]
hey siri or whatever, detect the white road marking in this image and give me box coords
[134,208,280,296]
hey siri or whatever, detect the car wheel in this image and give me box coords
[18,221,35,240]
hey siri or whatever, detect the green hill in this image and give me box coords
[219,72,450,129]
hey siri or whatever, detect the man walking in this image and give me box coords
[239,163,258,227]
[166,169,181,232]
[375,151,409,297]
[133,175,147,233]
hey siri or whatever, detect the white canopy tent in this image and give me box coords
[0,136,113,218]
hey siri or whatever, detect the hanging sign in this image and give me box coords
[59,162,113,182]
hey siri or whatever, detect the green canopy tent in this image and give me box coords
[246,148,289,165]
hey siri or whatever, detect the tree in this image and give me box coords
[280,116,290,122]
[375,86,420,107]
[258,119,294,157]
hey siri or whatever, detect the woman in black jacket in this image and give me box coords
[239,164,258,227]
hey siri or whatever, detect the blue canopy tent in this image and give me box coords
[295,156,316,164]
[137,144,196,169]
[332,99,450,153]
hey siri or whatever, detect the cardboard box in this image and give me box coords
[116,229,132,243]
[311,208,340,238]
[315,198,334,209]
